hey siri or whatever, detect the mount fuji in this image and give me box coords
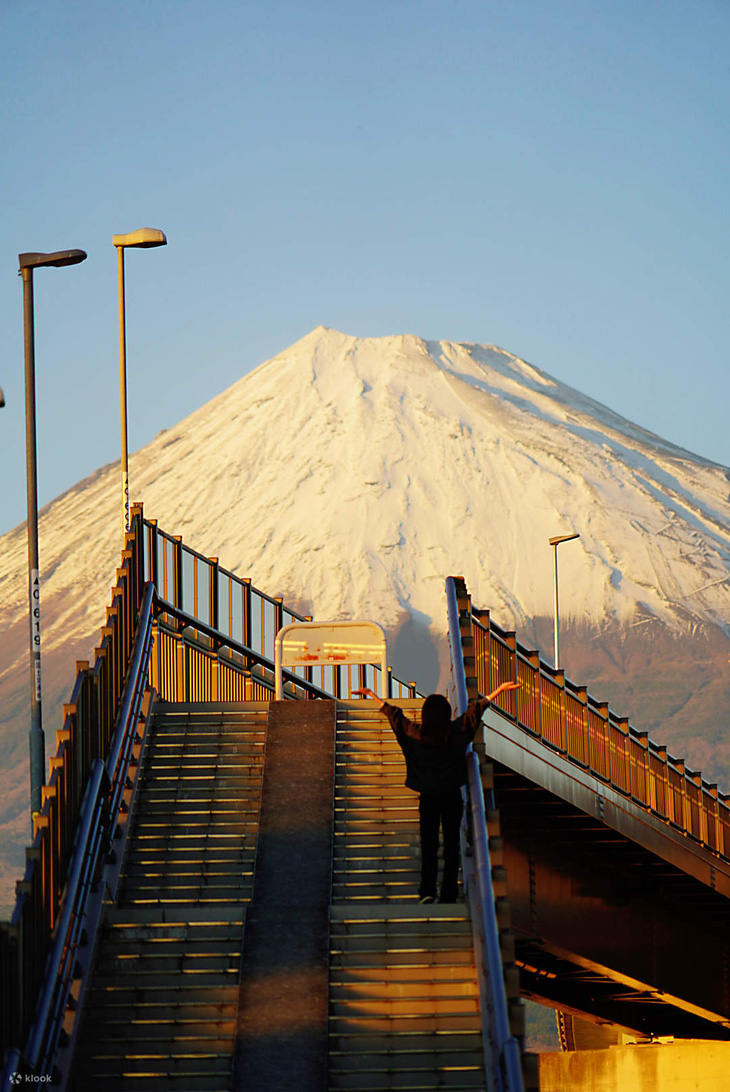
[1,325,729,912]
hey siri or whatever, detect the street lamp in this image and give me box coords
[19,248,87,823]
[112,228,167,534]
[0,388,5,407]
[549,532,580,671]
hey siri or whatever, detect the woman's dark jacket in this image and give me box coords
[381,699,490,795]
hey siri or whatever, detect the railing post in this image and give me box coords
[148,621,159,694]
[473,606,490,697]
[209,557,219,632]
[146,518,159,590]
[455,579,479,701]
[503,631,517,718]
[129,502,145,600]
[274,596,284,637]
[596,701,610,782]
[242,578,252,651]
[616,716,631,795]
[527,651,541,739]
[554,669,566,752]
[650,744,668,815]
[703,782,718,847]
[576,685,589,767]
[671,759,686,828]
[172,536,183,613]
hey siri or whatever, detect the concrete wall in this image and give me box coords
[539,1040,730,1091]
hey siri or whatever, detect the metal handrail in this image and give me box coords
[472,606,730,862]
[153,596,419,702]
[154,605,333,700]
[446,577,469,717]
[445,577,524,1092]
[22,760,109,1080]
[2,580,156,1089]
[466,750,524,1092]
[106,581,156,820]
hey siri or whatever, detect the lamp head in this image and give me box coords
[112,228,167,249]
[18,250,87,270]
[549,533,581,547]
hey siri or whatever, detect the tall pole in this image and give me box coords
[549,532,580,671]
[552,543,560,670]
[21,266,45,823]
[117,245,129,534]
[113,228,167,535]
[19,248,87,828]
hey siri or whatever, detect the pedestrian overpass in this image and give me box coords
[2,506,730,1091]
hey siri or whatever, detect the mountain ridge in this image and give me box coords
[1,325,730,912]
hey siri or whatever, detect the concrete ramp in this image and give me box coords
[232,699,336,1092]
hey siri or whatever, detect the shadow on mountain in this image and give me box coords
[387,610,444,695]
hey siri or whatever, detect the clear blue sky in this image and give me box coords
[1,0,728,536]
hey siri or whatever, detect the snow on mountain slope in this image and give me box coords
[1,324,730,690]
[3,325,730,914]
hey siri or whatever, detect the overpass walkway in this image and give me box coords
[67,698,505,1091]
[4,506,730,1091]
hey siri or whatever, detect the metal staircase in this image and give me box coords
[69,702,268,1091]
[58,692,524,1090]
[329,701,487,1090]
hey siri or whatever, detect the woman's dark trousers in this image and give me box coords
[418,789,464,901]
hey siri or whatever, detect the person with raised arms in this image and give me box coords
[352,681,520,903]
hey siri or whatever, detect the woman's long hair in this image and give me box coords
[416,693,453,745]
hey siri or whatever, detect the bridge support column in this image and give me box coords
[539,1039,730,1091]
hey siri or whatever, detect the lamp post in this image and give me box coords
[0,388,5,407]
[19,248,87,823]
[549,532,580,670]
[112,228,167,534]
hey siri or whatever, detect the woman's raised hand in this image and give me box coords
[486,681,521,701]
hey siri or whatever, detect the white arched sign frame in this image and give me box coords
[274,620,387,700]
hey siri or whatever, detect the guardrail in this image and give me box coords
[0,508,148,1084]
[142,518,419,702]
[446,577,525,1092]
[459,579,730,862]
[1,506,419,1083]
[1,504,415,1083]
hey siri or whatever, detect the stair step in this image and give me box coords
[329,1031,483,1054]
[330,1013,483,1033]
[332,966,479,984]
[78,1030,234,1052]
[328,1073,485,1091]
[104,905,246,925]
[91,969,239,989]
[101,938,241,957]
[81,999,239,1022]
[330,950,477,969]
[73,1053,232,1077]
[74,1076,231,1092]
[123,863,253,881]
[94,953,241,974]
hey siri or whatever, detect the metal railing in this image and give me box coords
[446,577,524,1092]
[142,518,419,702]
[1,505,420,1083]
[463,583,730,862]
[1,506,149,1083]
